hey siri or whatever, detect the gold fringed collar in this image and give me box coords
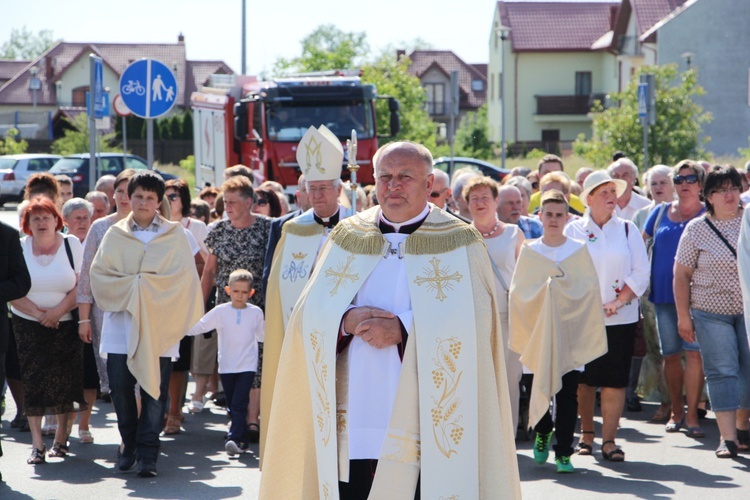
[329,206,483,256]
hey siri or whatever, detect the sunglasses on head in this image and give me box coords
[256,198,269,206]
[673,174,699,185]
[167,193,179,201]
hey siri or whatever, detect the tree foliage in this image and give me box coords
[573,64,712,169]
[0,128,28,155]
[273,24,368,75]
[454,104,494,160]
[51,114,118,155]
[0,26,58,60]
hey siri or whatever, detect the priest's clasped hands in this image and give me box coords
[342,306,403,349]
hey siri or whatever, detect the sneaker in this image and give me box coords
[556,455,574,473]
[533,431,553,464]
[225,439,241,457]
[136,460,157,478]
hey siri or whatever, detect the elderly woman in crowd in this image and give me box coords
[11,198,87,464]
[464,175,524,435]
[679,166,750,458]
[61,198,99,442]
[163,178,209,433]
[77,169,137,430]
[634,165,676,421]
[643,161,706,435]
[202,176,272,442]
[565,171,650,462]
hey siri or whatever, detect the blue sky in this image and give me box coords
[1,0,611,74]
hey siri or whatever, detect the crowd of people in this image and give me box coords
[2,137,750,497]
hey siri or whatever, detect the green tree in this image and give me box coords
[273,24,368,75]
[453,104,494,159]
[573,64,712,169]
[51,114,118,155]
[0,128,28,155]
[182,111,193,139]
[170,114,183,139]
[0,26,58,60]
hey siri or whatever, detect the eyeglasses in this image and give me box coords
[167,193,180,201]
[673,174,699,185]
[711,186,741,196]
[531,182,540,190]
[429,190,445,198]
[256,198,269,206]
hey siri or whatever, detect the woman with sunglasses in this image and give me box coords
[163,178,209,434]
[252,188,282,218]
[679,166,750,458]
[643,160,705,436]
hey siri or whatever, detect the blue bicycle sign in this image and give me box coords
[119,59,177,119]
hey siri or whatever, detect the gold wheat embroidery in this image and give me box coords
[309,330,331,445]
[431,337,464,458]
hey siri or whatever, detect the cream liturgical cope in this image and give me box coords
[261,205,350,461]
[259,206,521,500]
[508,242,608,428]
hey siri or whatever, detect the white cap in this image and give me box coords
[296,125,344,182]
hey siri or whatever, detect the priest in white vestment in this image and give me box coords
[260,142,521,500]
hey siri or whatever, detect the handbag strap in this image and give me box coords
[704,216,737,258]
[488,252,510,294]
[63,236,76,272]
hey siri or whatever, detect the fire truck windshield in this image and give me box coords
[266,101,374,142]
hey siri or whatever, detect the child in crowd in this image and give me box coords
[186,269,264,457]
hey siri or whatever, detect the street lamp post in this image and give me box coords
[497,28,510,170]
[29,66,41,112]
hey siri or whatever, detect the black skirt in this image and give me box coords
[579,322,637,389]
[12,315,87,416]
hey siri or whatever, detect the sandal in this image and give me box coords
[164,414,183,435]
[576,430,594,456]
[649,406,671,422]
[246,422,260,443]
[737,429,750,451]
[716,440,738,459]
[601,440,625,462]
[665,417,685,433]
[27,446,47,465]
[48,441,69,458]
[79,429,94,444]
[686,426,705,438]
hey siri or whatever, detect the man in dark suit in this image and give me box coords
[0,219,32,476]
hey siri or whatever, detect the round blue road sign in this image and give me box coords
[119,59,178,119]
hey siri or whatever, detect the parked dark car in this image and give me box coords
[49,153,176,198]
[433,156,510,183]
[0,154,61,205]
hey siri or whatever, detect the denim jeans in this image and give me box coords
[107,354,172,463]
[220,371,255,443]
[654,303,701,356]
[691,309,750,412]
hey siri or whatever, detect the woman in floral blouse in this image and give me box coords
[565,170,650,462]
[202,175,272,444]
[677,165,750,459]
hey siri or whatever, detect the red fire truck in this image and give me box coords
[191,72,400,191]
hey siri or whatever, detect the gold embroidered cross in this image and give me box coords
[414,257,462,302]
[303,135,324,175]
[325,255,359,296]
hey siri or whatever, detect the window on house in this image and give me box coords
[471,79,484,92]
[575,72,592,96]
[424,83,445,115]
[72,86,89,107]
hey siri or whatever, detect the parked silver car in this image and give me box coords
[0,153,61,206]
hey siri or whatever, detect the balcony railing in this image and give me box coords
[535,94,606,115]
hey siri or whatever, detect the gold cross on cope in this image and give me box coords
[325,255,359,296]
[414,257,463,302]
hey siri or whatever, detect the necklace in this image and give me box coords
[674,202,702,227]
[479,219,501,237]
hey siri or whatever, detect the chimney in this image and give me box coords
[396,50,406,61]
[610,5,619,29]
[178,33,185,44]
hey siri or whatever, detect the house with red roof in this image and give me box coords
[0,34,233,140]
[488,1,621,156]
[402,50,487,139]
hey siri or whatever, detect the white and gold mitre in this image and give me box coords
[296,125,344,182]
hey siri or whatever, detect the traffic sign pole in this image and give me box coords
[89,54,103,192]
[639,76,650,170]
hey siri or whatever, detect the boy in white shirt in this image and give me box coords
[187,269,264,457]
